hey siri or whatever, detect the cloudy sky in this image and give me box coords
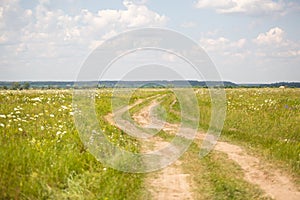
[0,0,299,83]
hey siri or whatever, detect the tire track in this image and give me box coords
[105,94,300,200]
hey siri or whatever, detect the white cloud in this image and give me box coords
[196,0,236,9]
[254,27,284,45]
[161,53,177,62]
[124,0,148,5]
[233,38,247,48]
[199,36,251,63]
[200,27,300,65]
[120,1,167,27]
[1,0,167,47]
[199,29,300,83]
[180,21,197,28]
[0,1,167,65]
[205,29,220,37]
[0,33,7,43]
[0,0,168,80]
[200,37,246,53]
[275,50,300,58]
[253,27,300,58]
[195,0,290,16]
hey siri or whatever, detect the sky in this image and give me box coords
[0,0,299,83]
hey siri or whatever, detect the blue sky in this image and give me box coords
[0,0,299,83]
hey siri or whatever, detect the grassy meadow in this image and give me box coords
[0,88,299,199]
[0,89,145,199]
[200,88,299,178]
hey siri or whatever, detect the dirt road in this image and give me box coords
[106,96,300,200]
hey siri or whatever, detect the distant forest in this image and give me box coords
[0,81,299,89]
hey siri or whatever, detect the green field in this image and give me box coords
[197,88,299,176]
[0,88,299,199]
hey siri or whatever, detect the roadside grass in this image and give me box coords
[223,88,299,180]
[133,97,269,199]
[1,88,299,198]
[0,89,144,199]
[153,88,300,183]
[182,143,270,200]
[128,89,169,115]
[154,93,181,124]
[139,126,268,199]
[182,88,299,180]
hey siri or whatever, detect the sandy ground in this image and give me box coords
[105,96,300,200]
[132,100,193,200]
[214,141,300,200]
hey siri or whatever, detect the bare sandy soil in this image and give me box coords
[132,100,193,200]
[214,141,300,200]
[105,96,300,200]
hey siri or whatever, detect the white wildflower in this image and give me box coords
[0,114,6,118]
[31,97,42,102]
[30,138,36,144]
[50,114,54,118]
[18,127,23,132]
[41,126,45,131]
[0,123,5,127]
[61,105,68,110]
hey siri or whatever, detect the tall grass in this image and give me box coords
[153,88,299,178]
[0,90,144,199]
[0,88,298,198]
[196,88,300,178]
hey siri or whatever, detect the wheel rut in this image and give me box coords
[105,96,300,200]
